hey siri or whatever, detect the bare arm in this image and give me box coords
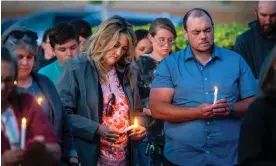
[150,88,213,123]
[232,96,255,117]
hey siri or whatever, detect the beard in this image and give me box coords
[257,17,276,39]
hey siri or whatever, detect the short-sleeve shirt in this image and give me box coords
[38,60,64,84]
[151,45,257,166]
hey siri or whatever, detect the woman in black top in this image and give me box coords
[238,46,276,165]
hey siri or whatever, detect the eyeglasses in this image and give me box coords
[153,37,175,46]
[105,93,116,116]
[7,30,38,43]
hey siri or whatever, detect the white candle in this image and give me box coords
[37,97,43,105]
[213,86,218,104]
[124,118,138,133]
[20,118,27,149]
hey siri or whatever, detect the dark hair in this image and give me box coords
[2,46,23,113]
[149,18,177,38]
[42,28,52,43]
[135,29,148,45]
[183,8,214,30]
[49,22,79,48]
[260,46,276,97]
[70,19,92,39]
[1,46,18,79]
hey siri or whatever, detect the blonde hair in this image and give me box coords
[86,16,137,84]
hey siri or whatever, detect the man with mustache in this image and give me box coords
[150,8,257,166]
[235,1,276,80]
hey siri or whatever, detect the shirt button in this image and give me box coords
[207,136,210,139]
[207,121,210,125]
[206,151,210,154]
[206,92,209,95]
[205,78,208,81]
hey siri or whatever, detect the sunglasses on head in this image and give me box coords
[106,93,116,117]
[9,30,38,41]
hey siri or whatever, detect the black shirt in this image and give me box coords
[234,21,276,79]
[238,95,276,165]
[132,54,163,143]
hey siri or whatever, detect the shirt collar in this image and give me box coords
[184,44,222,62]
[55,60,63,70]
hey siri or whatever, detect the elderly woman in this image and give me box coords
[238,46,276,165]
[1,46,60,166]
[56,16,146,166]
[2,26,79,165]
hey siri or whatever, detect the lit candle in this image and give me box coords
[213,86,218,104]
[20,118,27,149]
[124,118,138,133]
[14,81,17,85]
[37,97,43,105]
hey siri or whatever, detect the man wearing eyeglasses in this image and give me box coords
[150,8,257,166]
[38,23,80,84]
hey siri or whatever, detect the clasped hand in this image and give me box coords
[197,99,231,119]
[97,124,146,142]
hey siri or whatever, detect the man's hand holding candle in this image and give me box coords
[212,99,231,117]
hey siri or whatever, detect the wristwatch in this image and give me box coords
[230,103,235,113]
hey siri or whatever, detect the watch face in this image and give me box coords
[230,104,235,112]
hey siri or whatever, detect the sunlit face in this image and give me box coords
[184,15,214,52]
[52,39,80,66]
[149,28,175,57]
[255,1,276,36]
[135,38,152,59]
[41,37,54,59]
[103,33,129,68]
[79,36,87,52]
[1,61,16,105]
[16,48,35,80]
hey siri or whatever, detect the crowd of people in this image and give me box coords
[1,1,276,166]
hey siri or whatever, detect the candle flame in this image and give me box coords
[14,81,17,85]
[134,118,138,126]
[22,118,27,127]
[37,97,43,105]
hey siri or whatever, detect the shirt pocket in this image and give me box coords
[217,73,239,98]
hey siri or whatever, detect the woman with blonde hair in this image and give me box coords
[56,15,146,166]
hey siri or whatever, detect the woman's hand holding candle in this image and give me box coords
[125,117,146,140]
[1,148,24,166]
[96,125,122,142]
[129,125,146,141]
[123,118,138,133]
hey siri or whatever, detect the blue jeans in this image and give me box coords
[135,140,163,166]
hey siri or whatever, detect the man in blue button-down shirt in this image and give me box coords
[150,8,257,166]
